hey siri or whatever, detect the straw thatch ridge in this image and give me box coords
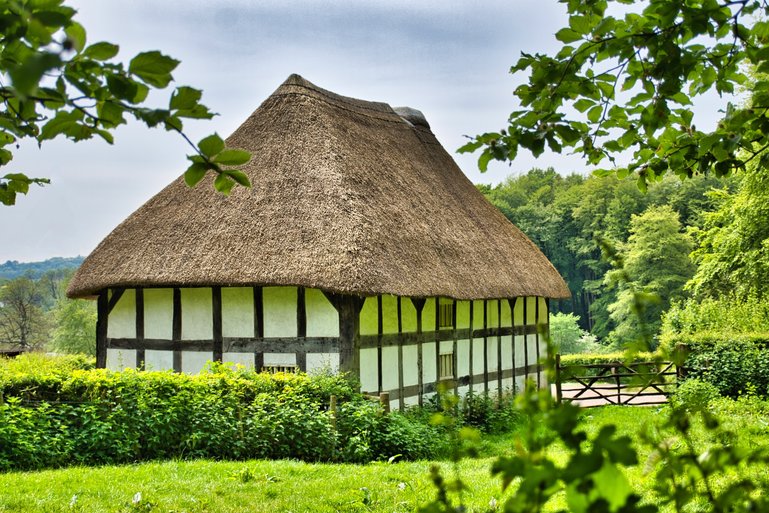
[68,74,570,300]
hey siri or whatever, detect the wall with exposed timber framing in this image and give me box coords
[98,286,549,410]
[358,295,548,411]
[103,285,340,373]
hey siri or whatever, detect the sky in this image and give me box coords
[0,1,716,262]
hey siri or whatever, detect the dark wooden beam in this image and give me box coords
[497,299,503,399]
[212,286,223,363]
[410,297,425,406]
[109,336,340,353]
[297,287,306,338]
[483,299,488,393]
[254,286,263,369]
[377,295,383,393]
[107,287,125,314]
[172,288,181,372]
[523,296,529,388]
[135,288,145,370]
[325,292,364,376]
[96,290,108,368]
[397,296,404,411]
[469,300,474,389]
[535,297,541,388]
[509,298,517,392]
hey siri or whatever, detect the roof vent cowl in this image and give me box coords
[393,106,430,129]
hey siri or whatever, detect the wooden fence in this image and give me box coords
[554,355,681,407]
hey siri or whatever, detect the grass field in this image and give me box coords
[0,406,670,513]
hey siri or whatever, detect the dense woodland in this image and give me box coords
[477,165,769,351]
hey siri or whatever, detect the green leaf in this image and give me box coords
[198,134,225,158]
[574,99,595,113]
[224,169,251,187]
[39,110,86,141]
[64,21,86,52]
[555,28,583,43]
[214,149,251,166]
[170,86,203,110]
[82,42,119,61]
[184,162,208,187]
[214,173,235,195]
[128,51,179,88]
[587,105,603,123]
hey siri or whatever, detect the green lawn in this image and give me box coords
[0,403,762,513]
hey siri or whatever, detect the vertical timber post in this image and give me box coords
[172,288,182,372]
[96,289,109,368]
[411,298,426,406]
[212,286,223,363]
[331,294,364,378]
[135,288,145,370]
[555,353,563,404]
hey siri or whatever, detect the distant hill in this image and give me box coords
[0,256,84,280]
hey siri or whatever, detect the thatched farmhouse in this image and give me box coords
[67,74,569,408]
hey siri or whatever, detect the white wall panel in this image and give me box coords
[222,287,254,338]
[262,287,297,338]
[108,289,135,339]
[181,288,212,341]
[144,289,173,340]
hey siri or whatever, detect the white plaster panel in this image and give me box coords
[381,346,399,390]
[263,287,297,338]
[422,342,436,383]
[144,289,173,340]
[360,296,378,336]
[502,377,514,393]
[263,353,296,366]
[515,375,527,394]
[457,384,470,398]
[472,339,485,374]
[181,288,213,341]
[512,297,524,325]
[472,382,485,393]
[501,335,513,370]
[526,297,536,325]
[422,298,436,332]
[305,289,339,337]
[404,394,419,407]
[145,349,173,371]
[359,347,378,393]
[182,351,212,374]
[487,300,499,327]
[526,334,538,366]
[538,297,549,325]
[501,299,512,327]
[402,345,419,386]
[106,348,135,370]
[455,301,470,330]
[401,298,417,333]
[222,287,254,338]
[439,340,453,355]
[108,289,135,339]
[382,295,398,334]
[307,353,339,374]
[486,338,498,371]
[472,300,484,329]
[514,335,526,368]
[223,352,255,369]
[456,339,470,377]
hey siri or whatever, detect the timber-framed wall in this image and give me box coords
[97,285,549,410]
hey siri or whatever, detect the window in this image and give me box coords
[438,299,454,329]
[262,364,297,374]
[438,352,454,380]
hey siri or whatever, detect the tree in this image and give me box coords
[0,1,251,206]
[460,0,769,188]
[0,275,49,348]
[605,205,694,347]
[51,293,95,355]
[688,165,769,298]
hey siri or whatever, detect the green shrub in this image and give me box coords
[671,378,721,412]
[683,338,769,398]
[0,362,451,470]
[460,391,522,434]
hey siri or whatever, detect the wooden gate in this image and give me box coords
[554,355,680,407]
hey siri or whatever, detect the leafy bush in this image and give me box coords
[0,360,460,470]
[683,338,769,398]
[671,378,721,412]
[459,391,522,434]
[549,312,604,354]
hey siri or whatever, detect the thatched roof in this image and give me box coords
[68,74,570,300]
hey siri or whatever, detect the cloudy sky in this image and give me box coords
[3,1,604,262]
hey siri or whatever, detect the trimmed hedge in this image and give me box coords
[0,361,447,471]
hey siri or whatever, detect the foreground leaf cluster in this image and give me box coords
[463,0,769,188]
[0,0,250,205]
